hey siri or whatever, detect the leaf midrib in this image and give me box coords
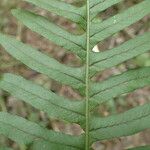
[85,0,90,149]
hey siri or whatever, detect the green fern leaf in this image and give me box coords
[0,73,85,123]
[90,0,150,46]
[0,112,84,149]
[12,9,86,59]
[90,33,150,75]
[90,67,150,106]
[90,103,150,140]
[23,0,86,29]
[0,33,84,90]
[0,0,150,149]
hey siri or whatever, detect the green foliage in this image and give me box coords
[0,0,150,149]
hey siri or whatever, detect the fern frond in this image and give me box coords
[90,0,150,46]
[0,112,84,149]
[0,74,85,123]
[12,9,86,59]
[0,0,150,149]
[0,33,85,90]
[90,103,150,140]
[90,32,150,75]
[24,0,86,29]
[90,67,150,106]
[90,0,123,19]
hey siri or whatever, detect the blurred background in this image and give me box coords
[0,0,150,149]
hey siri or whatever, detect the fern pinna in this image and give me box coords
[0,0,150,150]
